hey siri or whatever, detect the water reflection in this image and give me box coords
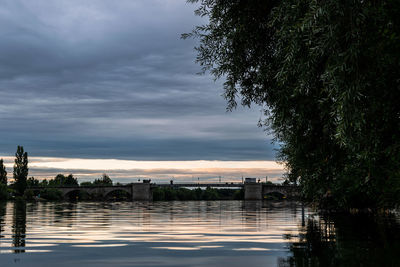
[281,213,400,267]
[0,201,398,266]
[0,202,6,240]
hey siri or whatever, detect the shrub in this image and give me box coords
[0,183,9,200]
[233,189,244,200]
[40,188,63,201]
[203,188,219,200]
[152,187,165,201]
[23,189,35,201]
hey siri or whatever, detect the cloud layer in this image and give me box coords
[0,0,276,162]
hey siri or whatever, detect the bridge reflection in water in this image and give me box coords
[31,183,299,201]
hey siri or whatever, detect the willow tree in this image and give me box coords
[185,0,400,209]
[13,146,28,196]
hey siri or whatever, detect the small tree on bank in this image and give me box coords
[13,146,28,196]
[49,174,78,186]
[93,174,113,186]
[0,159,7,185]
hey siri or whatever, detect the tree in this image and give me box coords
[185,1,400,209]
[0,159,7,185]
[27,177,39,187]
[80,181,93,187]
[64,174,78,186]
[93,174,113,186]
[39,179,48,187]
[49,174,78,186]
[13,146,28,196]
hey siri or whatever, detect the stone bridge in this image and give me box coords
[33,183,153,201]
[158,183,298,200]
[31,183,298,201]
[244,183,299,200]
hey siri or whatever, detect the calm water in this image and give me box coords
[0,201,399,267]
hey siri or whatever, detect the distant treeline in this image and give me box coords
[0,172,117,201]
[0,147,245,202]
[0,145,127,201]
[26,173,113,188]
[0,145,248,202]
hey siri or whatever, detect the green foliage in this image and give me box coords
[80,181,94,187]
[39,179,48,187]
[203,187,219,200]
[79,174,113,188]
[186,1,400,209]
[233,189,244,200]
[13,146,28,196]
[0,159,7,185]
[40,188,63,201]
[48,174,78,187]
[152,187,165,201]
[27,177,39,187]
[0,183,9,200]
[164,187,177,200]
[93,174,113,186]
[176,188,194,200]
[23,189,35,201]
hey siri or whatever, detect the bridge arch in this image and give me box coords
[263,191,286,200]
[64,189,86,200]
[103,188,132,200]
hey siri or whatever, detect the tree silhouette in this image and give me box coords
[0,159,7,185]
[93,174,113,186]
[13,146,28,196]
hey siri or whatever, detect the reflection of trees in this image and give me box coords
[0,202,6,241]
[12,200,26,253]
[54,203,77,227]
[280,214,400,267]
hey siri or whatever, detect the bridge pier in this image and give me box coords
[244,184,300,200]
[244,183,263,200]
[131,183,152,201]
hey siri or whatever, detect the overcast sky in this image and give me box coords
[0,0,281,181]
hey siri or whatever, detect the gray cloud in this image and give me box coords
[0,0,276,161]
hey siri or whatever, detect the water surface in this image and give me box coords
[0,201,399,266]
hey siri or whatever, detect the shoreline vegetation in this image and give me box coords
[1,146,290,202]
[0,146,397,213]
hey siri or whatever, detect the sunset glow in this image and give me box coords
[0,156,285,183]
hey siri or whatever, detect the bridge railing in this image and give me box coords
[28,183,133,189]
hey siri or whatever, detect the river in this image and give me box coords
[0,201,399,266]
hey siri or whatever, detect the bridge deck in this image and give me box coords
[155,183,244,188]
[29,183,297,189]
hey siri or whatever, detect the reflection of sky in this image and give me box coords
[0,201,306,266]
[0,156,285,183]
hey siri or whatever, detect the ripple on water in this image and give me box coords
[2,200,398,267]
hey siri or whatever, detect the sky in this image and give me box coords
[0,0,284,183]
